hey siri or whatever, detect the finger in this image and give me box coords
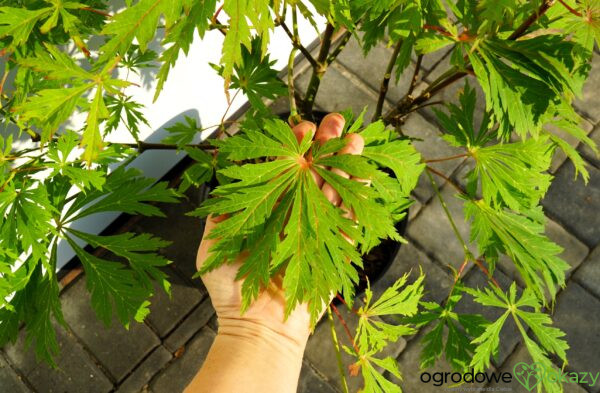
[312,113,346,187]
[321,133,365,206]
[315,113,345,144]
[291,120,316,144]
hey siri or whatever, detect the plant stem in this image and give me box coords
[425,153,469,163]
[407,54,424,98]
[301,23,335,116]
[373,39,404,122]
[446,257,470,302]
[508,0,555,40]
[425,165,463,194]
[327,307,350,393]
[287,5,301,125]
[326,29,352,65]
[116,140,214,152]
[425,169,471,259]
[473,257,501,289]
[330,302,360,354]
[278,18,319,69]
[556,0,582,17]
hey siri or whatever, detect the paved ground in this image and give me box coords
[1,36,600,393]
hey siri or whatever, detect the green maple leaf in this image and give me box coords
[98,0,192,64]
[469,36,586,139]
[0,182,56,266]
[192,118,421,323]
[162,115,201,148]
[472,137,552,212]
[465,282,568,379]
[154,0,217,101]
[214,37,287,113]
[178,147,216,192]
[67,237,152,327]
[406,292,489,372]
[46,131,106,191]
[220,0,273,86]
[105,95,150,140]
[465,200,570,303]
[0,7,52,50]
[62,166,181,223]
[67,229,172,295]
[356,273,424,352]
[16,48,131,161]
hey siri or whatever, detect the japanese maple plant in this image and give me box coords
[1,0,598,392]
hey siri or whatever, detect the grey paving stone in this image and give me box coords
[542,161,600,247]
[151,327,215,393]
[497,218,590,294]
[336,37,414,104]
[574,53,600,123]
[61,278,160,382]
[207,313,218,333]
[133,198,206,284]
[146,268,205,338]
[579,126,600,169]
[0,354,31,393]
[297,361,338,393]
[553,282,600,392]
[407,184,478,271]
[400,112,464,202]
[454,268,522,367]
[305,304,406,392]
[574,245,600,299]
[546,119,594,173]
[371,243,452,308]
[117,346,171,393]
[163,297,216,353]
[295,63,383,122]
[395,329,496,393]
[486,343,590,393]
[4,324,113,393]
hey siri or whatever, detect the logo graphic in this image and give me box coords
[513,362,544,391]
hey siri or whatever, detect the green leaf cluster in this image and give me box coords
[193,118,423,323]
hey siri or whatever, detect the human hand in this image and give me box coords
[196,113,365,350]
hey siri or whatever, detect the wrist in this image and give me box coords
[216,316,309,356]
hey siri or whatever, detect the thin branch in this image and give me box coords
[373,39,404,122]
[330,302,360,355]
[423,24,453,37]
[446,257,470,302]
[335,294,359,315]
[116,140,214,152]
[279,19,319,69]
[407,54,424,98]
[327,307,350,393]
[424,153,469,163]
[326,29,352,65]
[556,0,582,17]
[425,169,471,259]
[474,257,501,289]
[426,165,464,194]
[508,0,555,40]
[287,5,301,124]
[80,7,111,18]
[301,23,335,116]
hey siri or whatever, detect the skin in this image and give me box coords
[185,113,364,393]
